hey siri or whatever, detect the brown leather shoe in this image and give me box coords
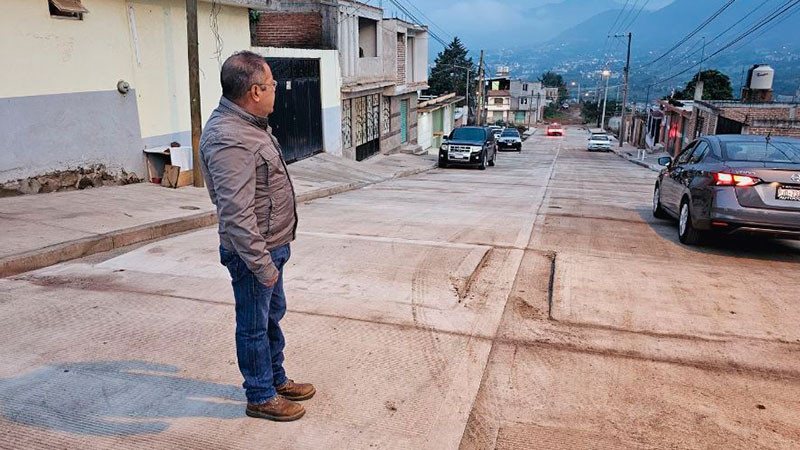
[245,395,305,422]
[276,379,316,401]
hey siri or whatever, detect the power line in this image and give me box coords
[649,0,800,87]
[638,0,737,69]
[650,0,789,83]
[398,0,454,42]
[607,0,631,36]
[614,0,639,33]
[729,0,800,51]
[619,0,651,31]
[386,0,449,46]
[647,0,768,77]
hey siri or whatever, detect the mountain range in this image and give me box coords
[482,0,800,99]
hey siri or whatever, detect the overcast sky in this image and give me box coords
[381,0,673,54]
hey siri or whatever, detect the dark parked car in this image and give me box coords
[439,127,497,170]
[653,135,800,244]
[498,129,522,151]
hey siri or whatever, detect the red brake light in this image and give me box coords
[714,172,761,187]
[714,173,733,185]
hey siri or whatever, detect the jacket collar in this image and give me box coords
[218,96,272,132]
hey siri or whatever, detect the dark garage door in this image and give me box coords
[264,57,323,163]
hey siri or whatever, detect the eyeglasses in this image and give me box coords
[254,80,278,91]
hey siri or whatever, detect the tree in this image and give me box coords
[428,37,477,107]
[581,100,619,125]
[674,70,733,101]
[539,71,570,103]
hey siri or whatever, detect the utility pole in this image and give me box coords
[477,50,485,126]
[601,69,611,130]
[616,32,632,148]
[466,69,471,125]
[186,0,203,187]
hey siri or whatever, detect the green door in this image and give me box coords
[400,100,408,143]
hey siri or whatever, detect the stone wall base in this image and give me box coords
[0,165,141,197]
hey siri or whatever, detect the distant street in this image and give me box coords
[2,127,800,449]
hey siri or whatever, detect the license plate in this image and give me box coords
[449,152,469,160]
[777,186,800,201]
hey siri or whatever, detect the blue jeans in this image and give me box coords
[219,244,290,405]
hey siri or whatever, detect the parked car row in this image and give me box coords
[438,126,524,170]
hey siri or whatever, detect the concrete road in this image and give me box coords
[2,127,800,449]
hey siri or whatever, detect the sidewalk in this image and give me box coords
[0,152,436,278]
[608,137,669,172]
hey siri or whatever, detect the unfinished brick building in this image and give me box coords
[691,100,800,139]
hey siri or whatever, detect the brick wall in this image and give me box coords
[747,126,800,138]
[719,105,800,138]
[397,34,406,84]
[252,12,322,48]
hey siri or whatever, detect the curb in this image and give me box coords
[1,161,437,278]
[610,148,662,172]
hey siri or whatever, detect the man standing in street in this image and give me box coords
[199,51,314,422]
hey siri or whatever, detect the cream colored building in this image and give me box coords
[417,93,461,154]
[1,0,344,185]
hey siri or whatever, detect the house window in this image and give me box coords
[358,18,378,58]
[494,98,503,105]
[523,84,528,91]
[521,98,528,105]
[49,0,88,20]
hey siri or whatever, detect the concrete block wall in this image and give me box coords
[396,34,406,85]
[252,12,323,48]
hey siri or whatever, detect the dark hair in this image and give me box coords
[221,51,267,101]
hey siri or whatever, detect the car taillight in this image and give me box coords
[714,172,761,187]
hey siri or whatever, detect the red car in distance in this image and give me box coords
[546,123,564,136]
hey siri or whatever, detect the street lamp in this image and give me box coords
[600,70,611,130]
[570,81,581,102]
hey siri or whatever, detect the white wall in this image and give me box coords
[0,0,252,181]
[1,0,251,141]
[418,111,432,152]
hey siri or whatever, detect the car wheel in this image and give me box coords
[438,160,448,169]
[678,199,703,245]
[652,184,669,219]
[478,151,487,170]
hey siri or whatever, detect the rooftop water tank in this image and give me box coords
[747,64,774,90]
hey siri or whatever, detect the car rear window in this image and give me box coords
[591,135,609,141]
[501,130,519,137]
[451,128,485,141]
[723,141,800,163]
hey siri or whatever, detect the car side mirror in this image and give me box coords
[658,156,672,167]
